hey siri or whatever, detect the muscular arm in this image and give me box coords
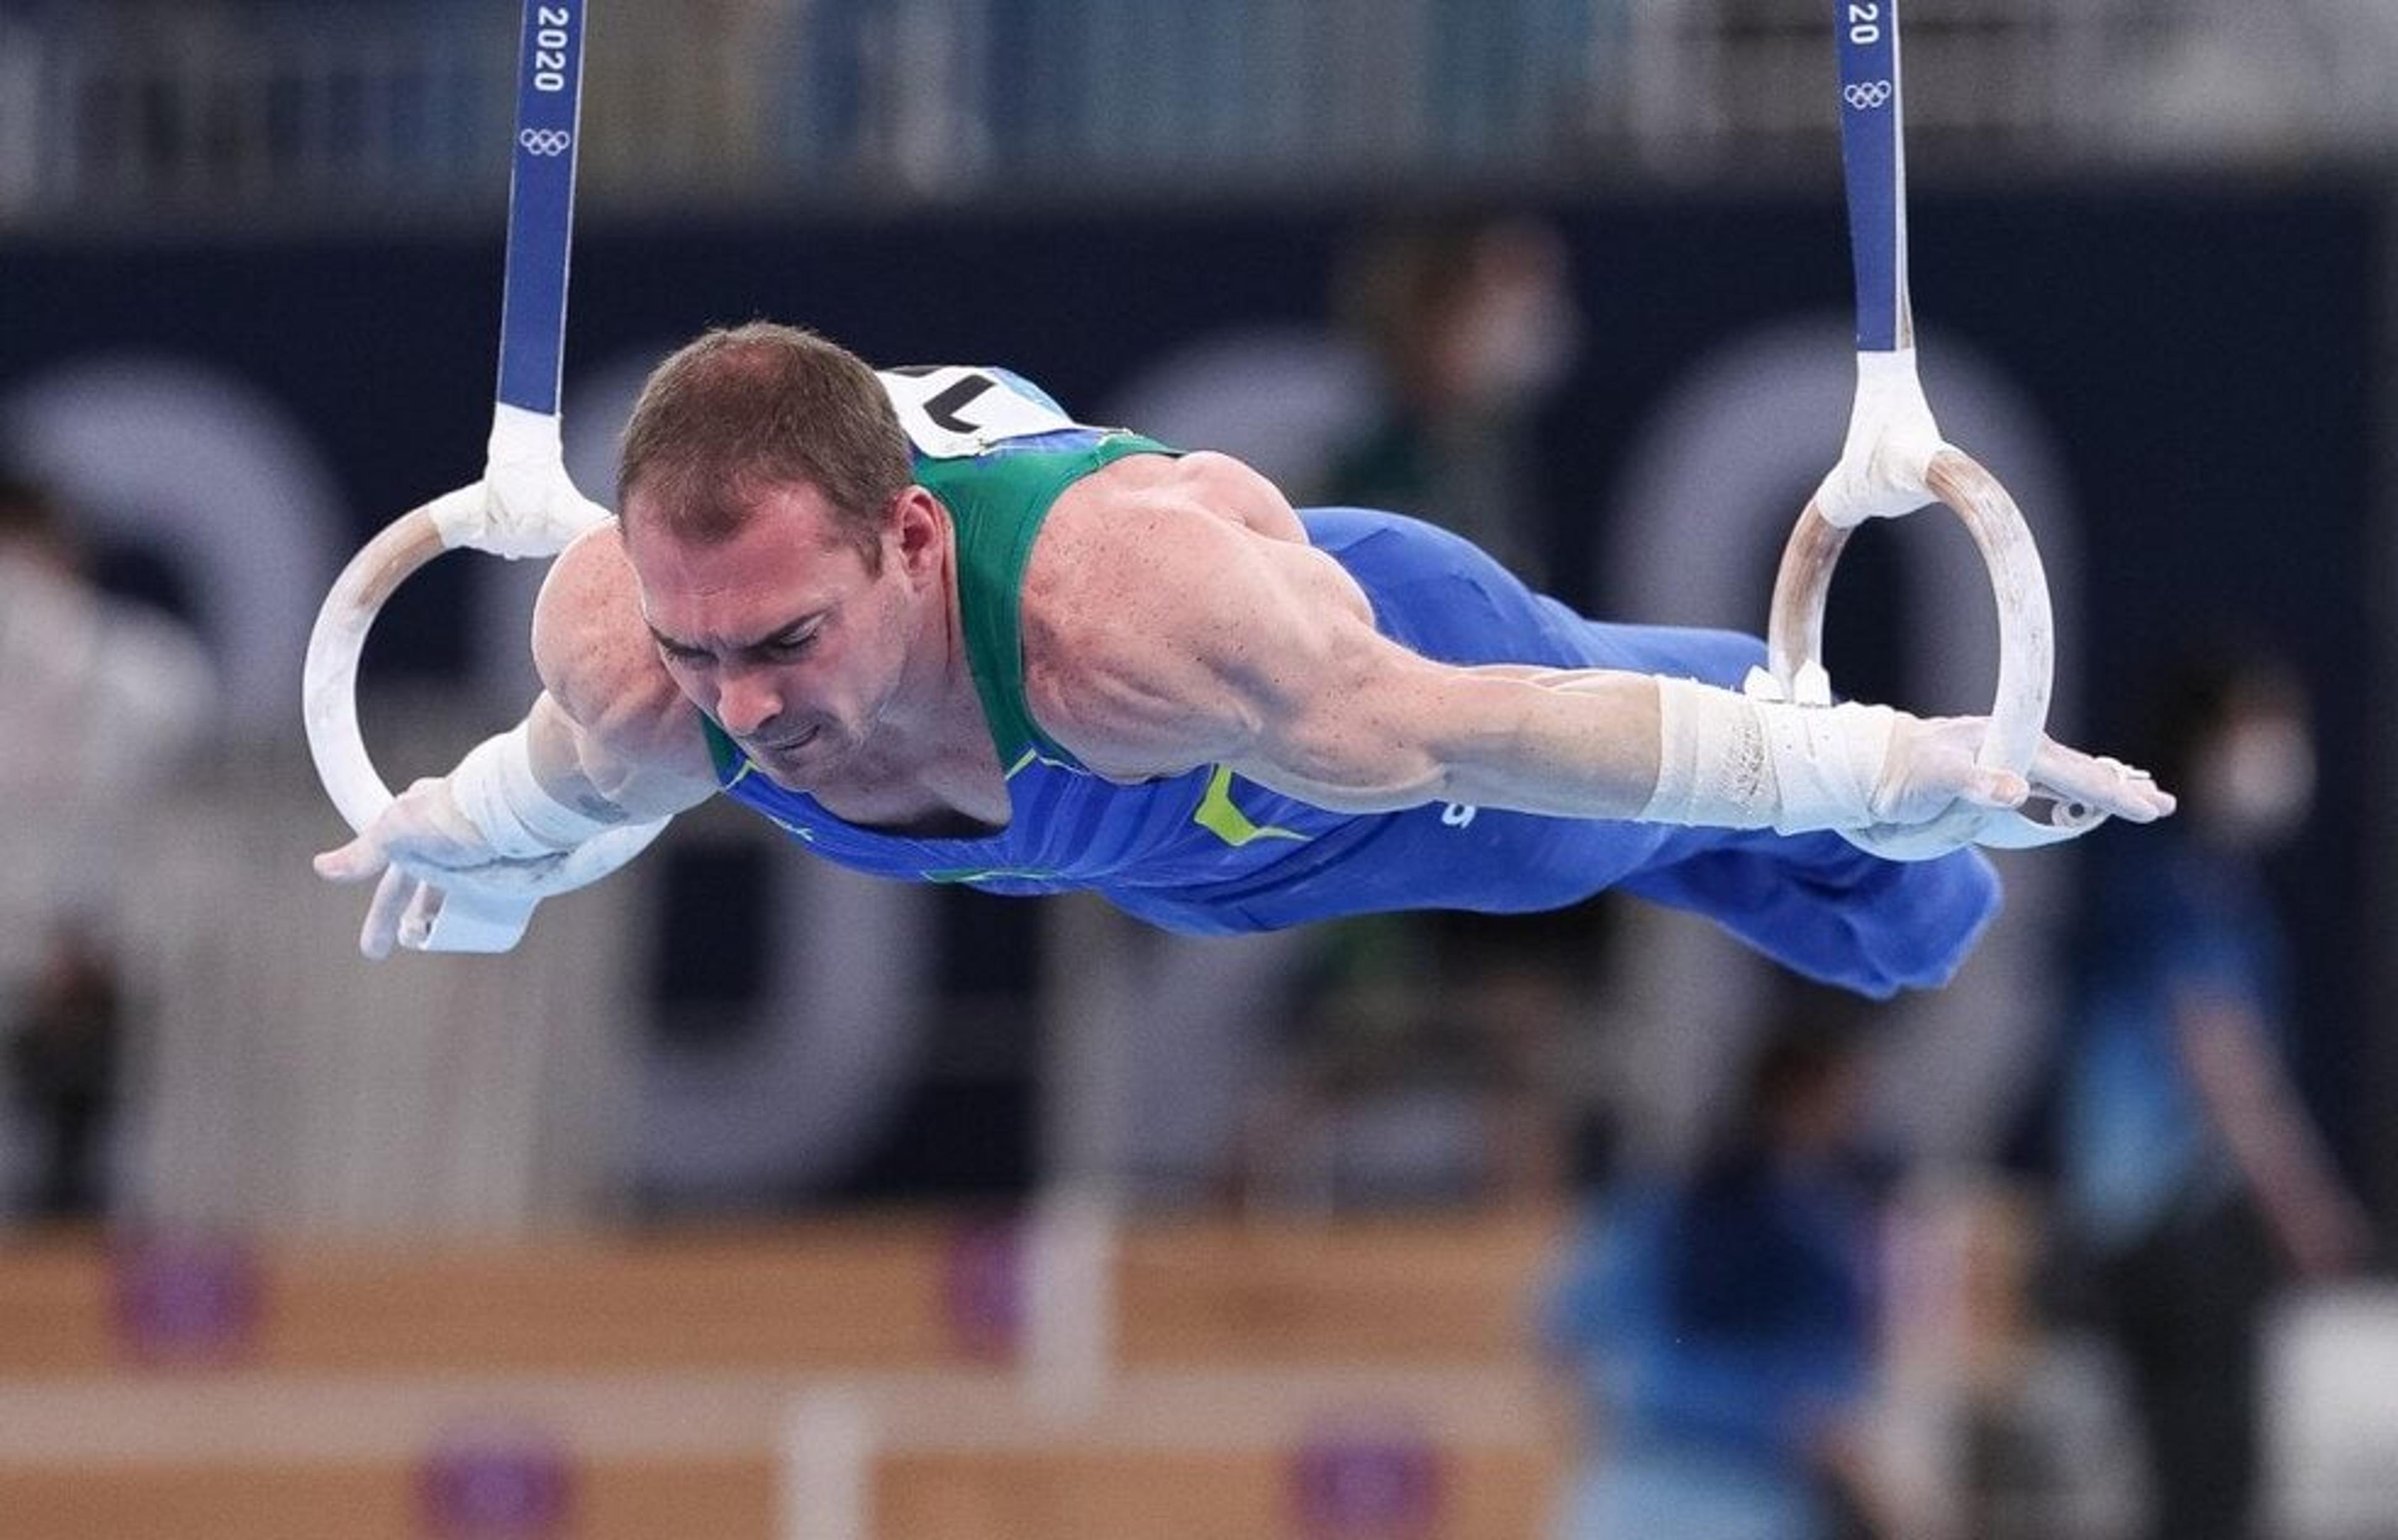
[313,526,716,956]
[1023,466,2173,834]
[1024,480,1667,818]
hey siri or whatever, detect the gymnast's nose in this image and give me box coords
[714,663,784,739]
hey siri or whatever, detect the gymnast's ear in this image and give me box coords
[889,485,946,580]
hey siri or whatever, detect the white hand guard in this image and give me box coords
[1642,673,1894,835]
[373,721,668,954]
[1641,669,2116,859]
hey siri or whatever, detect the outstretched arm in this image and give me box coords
[313,527,718,957]
[1027,499,2172,834]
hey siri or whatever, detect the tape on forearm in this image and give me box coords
[449,719,624,859]
[1642,676,1895,834]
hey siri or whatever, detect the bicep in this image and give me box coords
[1032,503,1665,817]
[1031,505,1449,802]
[1031,512,1539,810]
[1228,628,1469,810]
[1225,610,1669,817]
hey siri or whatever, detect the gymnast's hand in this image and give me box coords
[1870,713,2176,844]
[312,774,566,959]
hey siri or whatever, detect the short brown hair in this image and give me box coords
[616,323,912,566]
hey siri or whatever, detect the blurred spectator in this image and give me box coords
[1238,915,1568,1210]
[2041,653,2369,1540]
[0,473,212,925]
[1318,212,1580,587]
[4,926,122,1221]
[0,473,211,1222]
[1542,998,1897,1540]
[1291,214,1589,1205]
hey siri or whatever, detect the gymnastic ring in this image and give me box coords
[1764,447,2054,859]
[301,488,661,895]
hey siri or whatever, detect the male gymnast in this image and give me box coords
[315,325,2172,998]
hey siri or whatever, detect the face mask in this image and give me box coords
[2194,714,2314,849]
[1451,280,1579,410]
[1438,225,1580,412]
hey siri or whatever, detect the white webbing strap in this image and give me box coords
[1642,675,1895,836]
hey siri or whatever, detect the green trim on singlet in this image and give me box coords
[915,430,1175,768]
[700,714,747,782]
[689,430,1174,786]
[1191,764,1310,847]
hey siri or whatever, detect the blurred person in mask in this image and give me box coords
[1305,214,1591,1160]
[2048,653,2369,1540]
[1318,212,1580,588]
[0,473,211,1220]
[1541,998,1900,1540]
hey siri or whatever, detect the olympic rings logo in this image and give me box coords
[518,128,573,157]
[1843,81,1893,111]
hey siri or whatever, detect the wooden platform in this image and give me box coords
[0,1210,1561,1375]
[0,1212,1570,1539]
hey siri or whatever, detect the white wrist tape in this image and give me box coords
[1642,676,1896,835]
[448,720,625,859]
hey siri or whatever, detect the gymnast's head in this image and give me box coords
[617,322,912,569]
[2139,650,2314,855]
[616,323,945,784]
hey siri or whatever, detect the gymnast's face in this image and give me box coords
[624,478,941,789]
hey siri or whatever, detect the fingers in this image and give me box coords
[2030,741,2178,823]
[355,865,463,958]
[398,883,447,952]
[313,834,391,884]
[360,866,417,959]
[314,779,487,887]
[1960,767,2028,812]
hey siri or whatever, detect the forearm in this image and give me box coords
[1280,664,1894,834]
[522,693,711,824]
[453,694,709,858]
[1413,667,1664,818]
[316,686,707,958]
[1218,664,1650,817]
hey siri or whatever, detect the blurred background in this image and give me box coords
[4,0,2398,1536]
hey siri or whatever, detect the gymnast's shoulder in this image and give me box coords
[1051,447,1308,545]
[530,523,714,782]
